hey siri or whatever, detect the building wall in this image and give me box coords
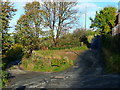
[112,12,120,36]
[112,24,120,36]
[118,12,120,24]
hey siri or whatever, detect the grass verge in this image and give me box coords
[50,46,88,50]
[102,48,120,73]
[21,50,77,72]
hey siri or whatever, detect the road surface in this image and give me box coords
[6,49,120,89]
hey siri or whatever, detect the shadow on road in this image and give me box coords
[15,86,26,90]
[70,49,120,88]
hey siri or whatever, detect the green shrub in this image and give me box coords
[101,34,120,53]
[101,34,112,49]
[1,63,7,70]
[0,61,9,87]
[0,70,9,87]
[2,43,12,54]
[87,35,94,43]
[5,44,24,61]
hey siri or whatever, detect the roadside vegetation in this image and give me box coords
[101,35,120,73]
[90,6,120,73]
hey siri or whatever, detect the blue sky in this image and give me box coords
[7,0,119,33]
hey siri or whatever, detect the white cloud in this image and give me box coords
[75,3,101,10]
[76,3,102,28]
[88,11,96,16]
[80,11,96,17]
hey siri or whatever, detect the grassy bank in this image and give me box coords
[101,34,120,73]
[102,48,120,73]
[20,49,84,72]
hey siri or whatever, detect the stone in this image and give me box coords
[73,65,79,68]
[54,76,65,79]
[65,76,70,79]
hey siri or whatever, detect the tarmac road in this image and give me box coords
[6,49,120,89]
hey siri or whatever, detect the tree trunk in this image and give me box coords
[54,41,58,47]
[27,42,34,58]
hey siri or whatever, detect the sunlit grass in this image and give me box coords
[50,46,88,50]
[21,49,76,72]
[21,57,74,72]
[70,46,88,50]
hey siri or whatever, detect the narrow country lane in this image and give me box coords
[6,49,120,89]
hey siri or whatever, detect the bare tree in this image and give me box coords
[42,1,78,46]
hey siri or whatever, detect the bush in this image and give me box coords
[101,34,120,53]
[56,33,80,49]
[0,61,9,87]
[0,70,9,88]
[2,43,12,54]
[5,44,24,61]
[101,34,112,49]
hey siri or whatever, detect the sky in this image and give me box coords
[6,0,119,33]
